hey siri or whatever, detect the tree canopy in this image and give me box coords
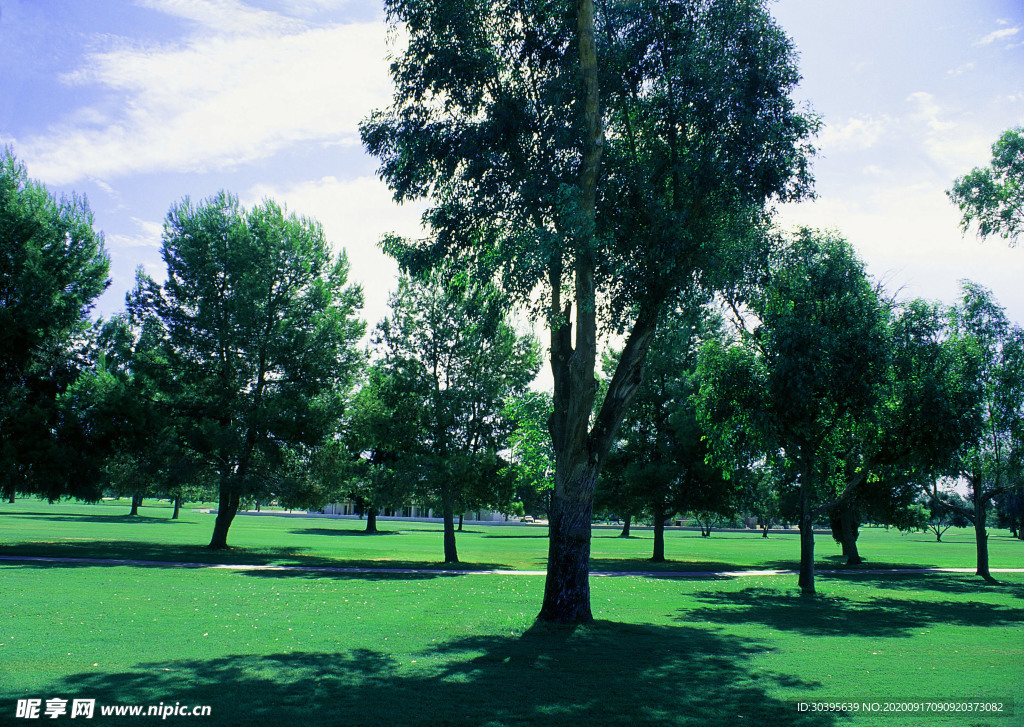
[0,149,110,502]
[948,127,1024,246]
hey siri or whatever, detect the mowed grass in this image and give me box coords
[1,499,1022,726]
[1,498,1021,572]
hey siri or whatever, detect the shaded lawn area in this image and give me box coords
[1,499,1021,575]
[1,562,1021,726]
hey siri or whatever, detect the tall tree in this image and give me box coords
[0,149,110,502]
[372,271,540,562]
[948,127,1024,246]
[932,282,1024,581]
[129,193,365,549]
[363,0,816,623]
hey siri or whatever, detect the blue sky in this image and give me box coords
[2,0,1022,336]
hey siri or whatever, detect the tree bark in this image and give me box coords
[651,506,666,562]
[830,501,863,565]
[172,495,182,520]
[972,486,996,583]
[539,460,597,623]
[442,490,459,563]
[129,493,143,516]
[619,514,631,537]
[208,483,240,549]
[798,479,816,595]
[458,513,464,532]
[365,507,377,533]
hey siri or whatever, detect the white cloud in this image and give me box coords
[906,91,955,133]
[776,183,1021,317]
[135,0,302,35]
[244,175,427,331]
[19,11,391,185]
[946,62,975,77]
[817,116,887,152]
[977,26,1020,45]
[106,217,164,249]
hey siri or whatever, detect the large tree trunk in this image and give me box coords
[209,484,240,549]
[539,460,597,623]
[619,514,632,538]
[829,501,864,565]
[442,490,459,563]
[798,479,816,595]
[365,507,377,533]
[172,495,182,520]
[129,493,143,516]
[651,506,667,562]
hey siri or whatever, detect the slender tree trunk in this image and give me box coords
[619,514,632,538]
[365,507,377,533]
[209,483,240,550]
[172,495,182,520]
[442,491,459,563]
[972,486,996,583]
[7,493,14,504]
[798,479,816,595]
[761,522,770,539]
[651,506,666,562]
[458,513,464,532]
[129,493,143,516]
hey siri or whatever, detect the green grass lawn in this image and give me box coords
[1,499,1021,726]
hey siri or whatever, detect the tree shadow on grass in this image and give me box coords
[0,549,518,578]
[46,622,839,727]
[0,510,194,524]
[827,572,1024,598]
[678,587,1024,637]
[289,528,400,537]
[0,540,327,566]
[588,558,746,575]
[760,559,944,573]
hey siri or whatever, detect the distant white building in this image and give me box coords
[316,499,507,522]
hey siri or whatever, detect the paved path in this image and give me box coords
[2,554,1023,578]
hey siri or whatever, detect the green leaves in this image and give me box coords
[128,192,366,538]
[0,149,110,501]
[948,126,1024,245]
[369,270,540,513]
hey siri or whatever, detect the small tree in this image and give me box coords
[372,271,540,562]
[502,390,556,519]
